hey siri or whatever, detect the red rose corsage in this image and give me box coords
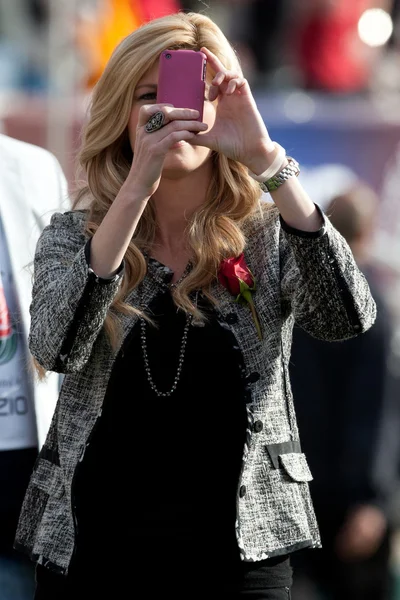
[218,253,262,340]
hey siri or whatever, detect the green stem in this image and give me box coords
[242,291,262,341]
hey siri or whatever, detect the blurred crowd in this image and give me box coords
[1,1,400,600]
[2,0,400,94]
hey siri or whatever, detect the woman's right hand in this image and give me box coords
[126,104,208,199]
[89,106,206,279]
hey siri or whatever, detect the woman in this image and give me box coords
[15,11,375,600]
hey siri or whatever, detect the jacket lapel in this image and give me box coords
[0,149,41,337]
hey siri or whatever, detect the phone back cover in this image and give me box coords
[157,50,206,121]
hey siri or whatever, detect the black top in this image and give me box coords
[57,287,291,594]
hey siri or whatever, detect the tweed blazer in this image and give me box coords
[15,203,376,574]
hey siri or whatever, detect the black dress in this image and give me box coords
[35,288,292,599]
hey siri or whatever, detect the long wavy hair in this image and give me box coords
[74,11,262,346]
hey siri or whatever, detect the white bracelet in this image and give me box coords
[248,143,287,182]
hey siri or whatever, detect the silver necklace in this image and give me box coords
[140,262,193,397]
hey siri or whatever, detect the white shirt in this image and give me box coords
[0,134,69,447]
[0,215,37,449]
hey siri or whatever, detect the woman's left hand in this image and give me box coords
[193,47,275,175]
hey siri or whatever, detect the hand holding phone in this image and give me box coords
[157,49,207,122]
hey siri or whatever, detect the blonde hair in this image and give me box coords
[74,11,261,346]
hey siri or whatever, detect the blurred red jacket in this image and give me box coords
[296,0,372,92]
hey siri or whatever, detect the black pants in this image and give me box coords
[34,564,291,600]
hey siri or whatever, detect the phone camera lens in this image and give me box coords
[165,53,172,59]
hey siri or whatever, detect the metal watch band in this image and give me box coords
[261,156,300,193]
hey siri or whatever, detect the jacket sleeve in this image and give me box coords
[280,208,376,341]
[28,211,123,373]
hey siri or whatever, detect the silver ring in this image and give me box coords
[145,111,165,133]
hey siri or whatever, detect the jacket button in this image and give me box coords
[239,485,247,498]
[246,372,260,384]
[225,312,238,325]
[253,420,263,433]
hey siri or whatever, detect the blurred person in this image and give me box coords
[290,183,398,600]
[76,0,181,88]
[187,0,288,87]
[0,0,49,92]
[0,134,68,599]
[289,0,393,93]
[13,12,377,600]
[227,0,289,87]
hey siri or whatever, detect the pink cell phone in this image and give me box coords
[157,49,207,121]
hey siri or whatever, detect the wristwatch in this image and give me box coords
[260,156,300,193]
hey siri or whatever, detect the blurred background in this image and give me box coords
[1,1,400,599]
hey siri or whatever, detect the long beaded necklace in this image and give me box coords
[140,262,193,398]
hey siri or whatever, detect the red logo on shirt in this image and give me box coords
[0,285,17,365]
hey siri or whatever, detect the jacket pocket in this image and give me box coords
[257,450,315,546]
[264,445,313,483]
[31,458,65,499]
[279,453,313,482]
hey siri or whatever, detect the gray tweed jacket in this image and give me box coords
[15,203,376,575]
